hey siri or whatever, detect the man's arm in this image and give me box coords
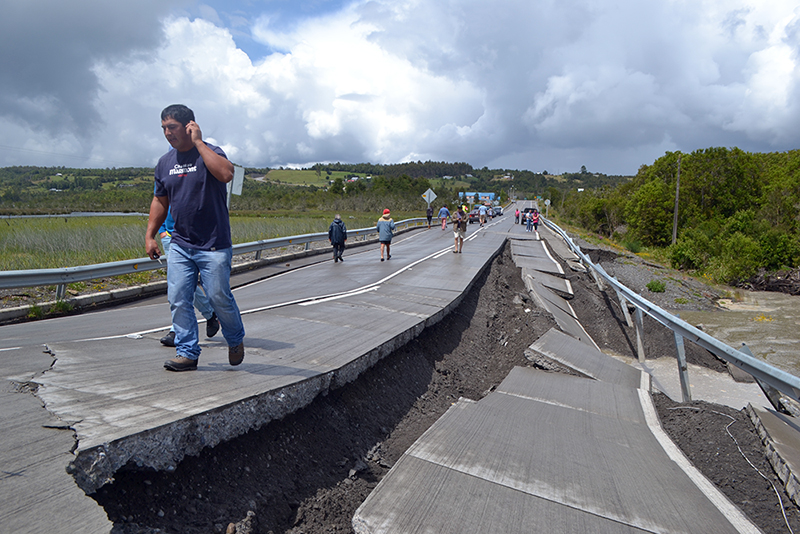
[186,120,234,183]
[145,196,169,260]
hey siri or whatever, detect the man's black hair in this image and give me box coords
[161,104,195,126]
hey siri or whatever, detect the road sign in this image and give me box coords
[422,188,437,205]
[227,165,245,209]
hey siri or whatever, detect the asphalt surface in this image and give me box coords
[0,213,509,533]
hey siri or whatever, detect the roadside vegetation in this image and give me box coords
[0,160,634,271]
[0,161,560,269]
[553,147,800,285]
[0,213,394,270]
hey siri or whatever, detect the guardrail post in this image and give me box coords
[255,249,262,261]
[590,265,605,291]
[304,242,310,251]
[56,283,66,301]
[634,307,645,362]
[673,315,691,402]
[615,287,634,328]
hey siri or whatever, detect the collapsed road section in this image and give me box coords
[1,217,510,532]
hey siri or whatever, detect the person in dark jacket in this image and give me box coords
[328,214,347,262]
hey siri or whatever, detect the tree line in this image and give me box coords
[558,147,800,283]
[2,160,625,216]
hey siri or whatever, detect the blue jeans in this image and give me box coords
[167,243,245,360]
[161,235,214,322]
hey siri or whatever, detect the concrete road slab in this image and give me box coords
[521,267,573,297]
[1,355,111,534]
[496,366,647,424]
[354,455,651,534]
[524,280,597,348]
[356,377,757,533]
[510,239,552,258]
[512,253,564,275]
[527,328,642,389]
[525,279,576,318]
[538,223,580,261]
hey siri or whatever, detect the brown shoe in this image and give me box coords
[164,356,198,372]
[229,342,245,366]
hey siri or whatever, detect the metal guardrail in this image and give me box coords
[541,217,800,409]
[0,218,427,298]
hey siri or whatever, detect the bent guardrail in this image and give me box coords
[0,218,427,299]
[542,216,800,409]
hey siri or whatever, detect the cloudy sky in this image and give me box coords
[1,0,799,175]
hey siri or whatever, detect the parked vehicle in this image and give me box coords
[468,208,481,224]
[493,206,503,216]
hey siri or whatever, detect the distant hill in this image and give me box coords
[0,162,632,215]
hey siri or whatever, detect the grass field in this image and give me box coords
[263,169,368,187]
[428,178,471,189]
[0,212,415,270]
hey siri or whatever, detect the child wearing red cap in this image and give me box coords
[377,209,396,261]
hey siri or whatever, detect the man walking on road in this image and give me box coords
[437,205,450,230]
[145,104,246,372]
[478,204,487,227]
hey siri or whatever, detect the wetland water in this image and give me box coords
[680,290,800,376]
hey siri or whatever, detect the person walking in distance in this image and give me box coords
[531,209,540,233]
[328,214,347,262]
[452,205,467,253]
[158,205,219,347]
[145,104,246,372]
[478,204,487,227]
[377,208,396,261]
[526,210,534,232]
[514,208,520,224]
[426,205,433,229]
[437,204,450,230]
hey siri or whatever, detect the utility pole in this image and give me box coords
[672,155,682,246]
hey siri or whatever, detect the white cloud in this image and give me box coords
[1,0,800,174]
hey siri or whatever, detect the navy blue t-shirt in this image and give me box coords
[153,143,231,251]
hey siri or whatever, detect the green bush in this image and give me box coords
[646,279,666,292]
[707,232,762,283]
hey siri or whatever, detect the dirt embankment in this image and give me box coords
[93,240,799,534]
